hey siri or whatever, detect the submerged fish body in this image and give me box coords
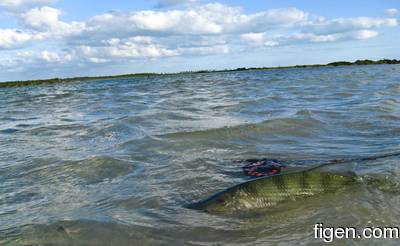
[188,169,355,213]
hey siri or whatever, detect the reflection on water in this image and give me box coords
[1,65,400,245]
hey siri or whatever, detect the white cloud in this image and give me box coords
[85,4,307,38]
[75,34,231,61]
[0,2,399,80]
[16,50,34,57]
[242,29,381,48]
[351,29,378,39]
[40,50,60,62]
[241,32,266,43]
[1,49,65,67]
[386,8,398,17]
[129,9,223,34]
[88,8,222,36]
[20,7,85,36]
[155,0,197,8]
[0,29,43,49]
[2,4,397,53]
[0,0,55,11]
[108,43,177,58]
[178,44,229,55]
[88,57,109,63]
[0,57,20,69]
[39,50,72,63]
[241,29,379,48]
[21,6,61,30]
[303,17,397,35]
[240,7,308,31]
[77,37,178,60]
[241,32,279,47]
[290,30,378,43]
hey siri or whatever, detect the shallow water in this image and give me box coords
[1,65,400,245]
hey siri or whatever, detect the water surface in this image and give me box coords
[1,65,400,245]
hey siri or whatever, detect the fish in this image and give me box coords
[187,165,356,213]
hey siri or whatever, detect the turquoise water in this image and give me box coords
[1,65,400,245]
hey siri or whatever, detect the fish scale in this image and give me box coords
[188,170,355,213]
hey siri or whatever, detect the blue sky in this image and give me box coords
[0,0,399,81]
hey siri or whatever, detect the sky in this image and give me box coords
[0,0,399,81]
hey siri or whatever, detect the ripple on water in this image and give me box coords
[2,65,400,245]
[0,128,19,134]
[60,156,136,184]
[11,156,136,186]
[159,116,324,142]
[5,220,177,246]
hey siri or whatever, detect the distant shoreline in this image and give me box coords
[1,59,399,88]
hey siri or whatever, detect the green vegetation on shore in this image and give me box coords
[1,59,399,88]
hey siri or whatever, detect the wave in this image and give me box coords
[11,156,136,185]
[2,220,174,246]
[157,116,324,141]
[60,156,136,184]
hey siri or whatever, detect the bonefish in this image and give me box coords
[187,152,400,213]
[187,166,355,213]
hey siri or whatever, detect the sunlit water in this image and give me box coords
[1,65,400,245]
